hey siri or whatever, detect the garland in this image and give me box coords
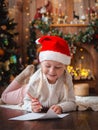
[30,19,98,52]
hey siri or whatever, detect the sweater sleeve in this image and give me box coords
[22,70,41,112]
[58,89,76,112]
[58,71,76,112]
[22,94,33,112]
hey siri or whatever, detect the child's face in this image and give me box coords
[41,60,66,84]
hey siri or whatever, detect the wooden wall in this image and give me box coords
[8,0,98,94]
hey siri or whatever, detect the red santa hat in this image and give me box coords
[36,35,71,65]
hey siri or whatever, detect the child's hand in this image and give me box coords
[50,105,62,114]
[31,98,43,112]
[28,92,43,112]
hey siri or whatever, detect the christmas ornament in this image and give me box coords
[9,74,15,82]
[0,34,4,37]
[1,25,7,30]
[0,48,4,56]
[4,60,10,71]
[10,55,17,64]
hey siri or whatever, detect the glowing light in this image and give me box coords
[81,56,84,59]
[67,65,94,80]
[80,48,83,51]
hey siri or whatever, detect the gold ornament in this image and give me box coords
[1,25,7,30]
[10,75,15,82]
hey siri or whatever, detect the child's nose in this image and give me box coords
[49,67,56,73]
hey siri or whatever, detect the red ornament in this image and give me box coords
[95,34,98,39]
[0,48,4,56]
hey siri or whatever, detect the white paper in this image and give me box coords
[9,109,69,121]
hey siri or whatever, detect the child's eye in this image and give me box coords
[55,67,62,69]
[45,65,51,68]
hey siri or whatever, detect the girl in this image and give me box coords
[1,35,76,114]
[22,35,76,113]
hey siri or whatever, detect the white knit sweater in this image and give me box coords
[22,68,76,112]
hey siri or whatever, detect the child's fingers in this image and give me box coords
[31,98,43,110]
[31,102,43,112]
[27,92,43,112]
[50,105,62,114]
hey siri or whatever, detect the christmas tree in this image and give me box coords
[0,0,24,86]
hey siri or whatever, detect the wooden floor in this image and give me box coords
[0,107,98,130]
[0,86,98,130]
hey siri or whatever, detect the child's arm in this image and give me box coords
[57,71,76,112]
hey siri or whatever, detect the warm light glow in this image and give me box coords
[26,13,30,16]
[67,65,94,80]
[80,48,83,51]
[81,56,84,59]
[26,7,29,10]
[25,28,29,32]
[25,35,29,39]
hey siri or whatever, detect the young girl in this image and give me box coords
[1,35,76,114]
[22,35,76,113]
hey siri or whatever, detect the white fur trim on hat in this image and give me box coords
[36,38,40,44]
[39,51,71,65]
